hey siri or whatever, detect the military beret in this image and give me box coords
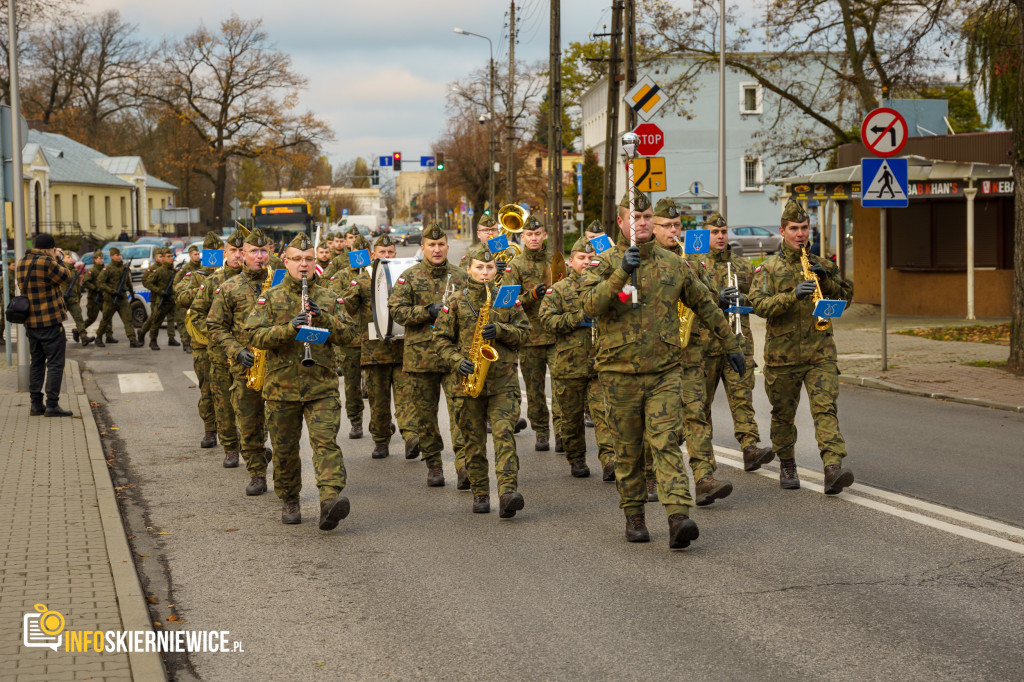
[570,236,595,254]
[353,235,370,250]
[346,226,360,236]
[586,220,604,234]
[224,230,246,248]
[288,233,314,251]
[157,247,169,256]
[187,244,200,253]
[619,191,652,211]
[465,243,494,264]
[374,234,395,249]
[93,249,104,259]
[245,227,271,247]
[203,231,224,249]
[423,223,446,241]
[108,247,121,256]
[523,216,545,232]
[317,240,330,250]
[653,198,681,219]
[782,200,809,223]
[704,211,727,228]
[478,215,497,228]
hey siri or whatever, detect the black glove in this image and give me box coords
[495,259,507,274]
[532,283,548,300]
[306,300,321,318]
[458,359,475,377]
[809,264,828,280]
[621,246,641,275]
[726,352,746,375]
[290,314,309,330]
[236,349,255,368]
[481,323,497,340]
[427,302,443,319]
[795,280,817,300]
[718,286,739,309]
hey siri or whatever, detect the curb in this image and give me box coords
[70,360,168,681]
[841,373,1024,414]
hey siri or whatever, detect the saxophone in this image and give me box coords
[184,268,217,346]
[801,245,831,331]
[673,238,696,347]
[461,284,500,398]
[245,266,276,391]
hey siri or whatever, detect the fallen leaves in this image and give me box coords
[146,595,159,604]
[224,528,239,532]
[166,615,178,622]
[897,323,1010,345]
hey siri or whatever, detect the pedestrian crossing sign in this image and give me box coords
[861,157,908,208]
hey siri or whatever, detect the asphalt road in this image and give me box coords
[72,238,1024,680]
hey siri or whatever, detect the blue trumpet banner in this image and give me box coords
[296,326,330,344]
[589,233,612,254]
[487,235,509,254]
[725,305,754,315]
[492,285,521,308]
[201,249,223,267]
[684,229,710,254]
[348,249,371,268]
[812,299,847,318]
[271,269,286,287]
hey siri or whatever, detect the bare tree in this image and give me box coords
[77,10,149,139]
[22,18,87,125]
[0,0,81,102]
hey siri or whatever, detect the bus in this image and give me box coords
[251,198,313,250]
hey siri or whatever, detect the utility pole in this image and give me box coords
[718,0,728,219]
[8,0,28,388]
[489,56,496,218]
[548,0,563,253]
[601,1,624,236]
[507,1,517,201]
[623,0,637,131]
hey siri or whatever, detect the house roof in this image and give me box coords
[26,130,178,191]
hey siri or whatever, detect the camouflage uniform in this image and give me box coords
[96,251,136,342]
[325,269,365,428]
[139,250,179,345]
[175,265,217,434]
[62,262,88,339]
[81,254,105,330]
[174,252,205,348]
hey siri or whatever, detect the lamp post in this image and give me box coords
[453,27,495,236]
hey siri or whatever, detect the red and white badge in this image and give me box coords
[256,297,266,305]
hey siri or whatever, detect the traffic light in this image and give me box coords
[436,152,445,170]
[393,152,402,171]
[371,169,379,186]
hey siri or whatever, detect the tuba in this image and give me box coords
[494,203,525,281]
[245,266,276,391]
[461,284,499,398]
[801,246,831,331]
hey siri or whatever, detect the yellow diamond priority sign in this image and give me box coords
[624,75,665,121]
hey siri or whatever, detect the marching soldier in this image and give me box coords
[325,245,366,439]
[208,228,273,496]
[244,233,357,530]
[138,248,181,350]
[433,243,530,517]
[539,236,616,480]
[81,250,106,335]
[175,232,223,449]
[190,231,246,467]
[61,251,93,346]
[699,212,775,471]
[580,192,746,549]
[505,215,561,452]
[174,244,205,353]
[388,223,468,487]
[95,247,142,347]
[748,200,855,494]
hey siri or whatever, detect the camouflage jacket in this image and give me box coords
[506,244,553,346]
[326,267,370,348]
[82,264,104,296]
[173,260,204,291]
[323,250,352,279]
[388,259,468,374]
[580,235,741,375]
[207,267,271,376]
[695,247,755,357]
[63,263,83,301]
[97,261,134,299]
[173,266,215,309]
[341,269,404,366]
[661,241,718,362]
[243,274,357,402]
[143,263,175,307]
[749,243,853,367]
[432,279,531,397]
[189,264,242,364]
[538,269,596,380]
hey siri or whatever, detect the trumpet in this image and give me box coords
[300,273,314,367]
[726,262,742,335]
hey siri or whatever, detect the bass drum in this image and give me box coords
[370,257,420,340]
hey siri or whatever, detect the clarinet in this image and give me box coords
[300,273,314,367]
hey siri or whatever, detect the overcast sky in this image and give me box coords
[90,0,630,170]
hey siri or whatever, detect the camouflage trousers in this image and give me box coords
[209,361,239,452]
[402,371,466,471]
[175,308,190,347]
[584,372,618,471]
[554,375,613,470]
[364,363,416,445]
[192,348,217,431]
[518,345,561,437]
[764,361,846,466]
[139,302,177,342]
[454,388,521,497]
[704,353,760,449]
[97,297,133,340]
[599,370,693,518]
[84,296,102,328]
[231,371,268,476]
[338,346,364,424]
[66,299,87,335]
[679,364,718,482]
[266,396,346,504]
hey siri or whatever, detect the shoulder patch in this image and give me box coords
[214,288,220,294]
[199,284,205,290]
[256,297,266,305]
[185,272,192,277]
[350,280,357,286]
[397,277,405,284]
[336,297,344,304]
[515,300,522,307]
[755,265,762,273]
[442,306,449,313]
[590,260,600,266]
[330,276,336,281]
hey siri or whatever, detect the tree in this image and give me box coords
[578,148,604,229]
[334,157,371,188]
[22,18,87,126]
[234,158,265,208]
[0,0,81,103]
[531,92,577,151]
[76,10,148,141]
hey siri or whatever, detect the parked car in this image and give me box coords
[727,225,783,257]
[135,236,171,247]
[390,224,422,246]
[174,239,205,267]
[101,241,133,256]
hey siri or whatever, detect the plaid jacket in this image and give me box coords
[16,249,71,328]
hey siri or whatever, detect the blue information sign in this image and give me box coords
[421,156,435,168]
[379,156,393,167]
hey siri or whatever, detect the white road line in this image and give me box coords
[713,446,1024,555]
[117,372,164,394]
[183,371,199,384]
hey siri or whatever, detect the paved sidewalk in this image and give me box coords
[0,361,164,681]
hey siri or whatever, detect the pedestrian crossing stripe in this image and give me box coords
[118,373,164,393]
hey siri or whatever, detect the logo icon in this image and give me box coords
[24,603,64,651]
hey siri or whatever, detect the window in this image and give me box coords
[888,197,1013,270]
[739,82,763,115]
[54,195,62,222]
[105,197,112,227]
[72,195,79,224]
[120,197,127,227]
[88,196,96,227]
[740,155,763,192]
[535,157,542,170]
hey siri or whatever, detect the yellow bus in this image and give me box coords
[251,198,313,249]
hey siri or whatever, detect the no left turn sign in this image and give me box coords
[861,107,908,157]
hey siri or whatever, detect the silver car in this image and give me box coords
[728,225,782,257]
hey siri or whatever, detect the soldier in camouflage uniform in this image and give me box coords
[190,231,245,466]
[174,245,204,352]
[81,250,105,334]
[580,192,746,549]
[388,223,469,487]
[175,232,223,449]
[748,200,855,494]
[434,243,531,517]
[539,236,616,480]
[61,252,93,346]
[95,247,142,347]
[697,212,775,471]
[505,216,561,452]
[208,228,274,495]
[244,233,358,530]
[324,227,361,278]
[138,248,181,350]
[324,244,366,438]
[316,239,333,273]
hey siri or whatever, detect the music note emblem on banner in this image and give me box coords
[684,229,710,254]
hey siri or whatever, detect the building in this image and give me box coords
[4,130,178,241]
[394,170,432,222]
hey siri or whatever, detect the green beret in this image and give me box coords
[653,198,681,219]
[465,243,494,264]
[423,223,446,241]
[245,228,271,247]
[203,231,224,249]
[374,234,395,249]
[619,191,652,211]
[93,250,104,259]
[586,220,603,234]
[570,236,595,254]
[704,211,727,228]
[346,226,360,236]
[782,200,809,224]
[288,233,314,251]
[225,230,246,248]
[187,244,200,253]
[478,215,497,228]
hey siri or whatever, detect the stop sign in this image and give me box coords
[633,123,664,156]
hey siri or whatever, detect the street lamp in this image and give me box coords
[452,27,495,237]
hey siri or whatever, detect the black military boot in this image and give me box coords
[167,338,181,347]
[223,450,240,468]
[318,495,350,531]
[779,457,800,489]
[149,340,160,350]
[136,329,145,344]
[555,434,565,453]
[535,435,550,451]
[200,431,217,448]
[668,514,699,549]
[80,334,93,347]
[625,514,650,542]
[281,500,301,525]
[695,475,733,506]
[473,495,490,513]
[94,337,106,348]
[371,443,389,459]
[245,475,267,496]
[602,461,616,482]
[427,463,445,487]
[646,477,658,502]
[456,467,470,490]
[349,423,363,439]
[570,459,590,478]
[129,339,143,348]
[105,335,118,343]
[742,444,775,472]
[823,464,854,495]
[72,329,80,342]
[404,436,420,460]
[498,491,524,518]
[514,417,528,434]
[584,409,594,428]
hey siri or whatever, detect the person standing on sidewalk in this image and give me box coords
[748,201,855,494]
[15,233,74,416]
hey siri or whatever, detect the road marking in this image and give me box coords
[117,373,164,394]
[183,371,199,384]
[713,446,1024,555]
